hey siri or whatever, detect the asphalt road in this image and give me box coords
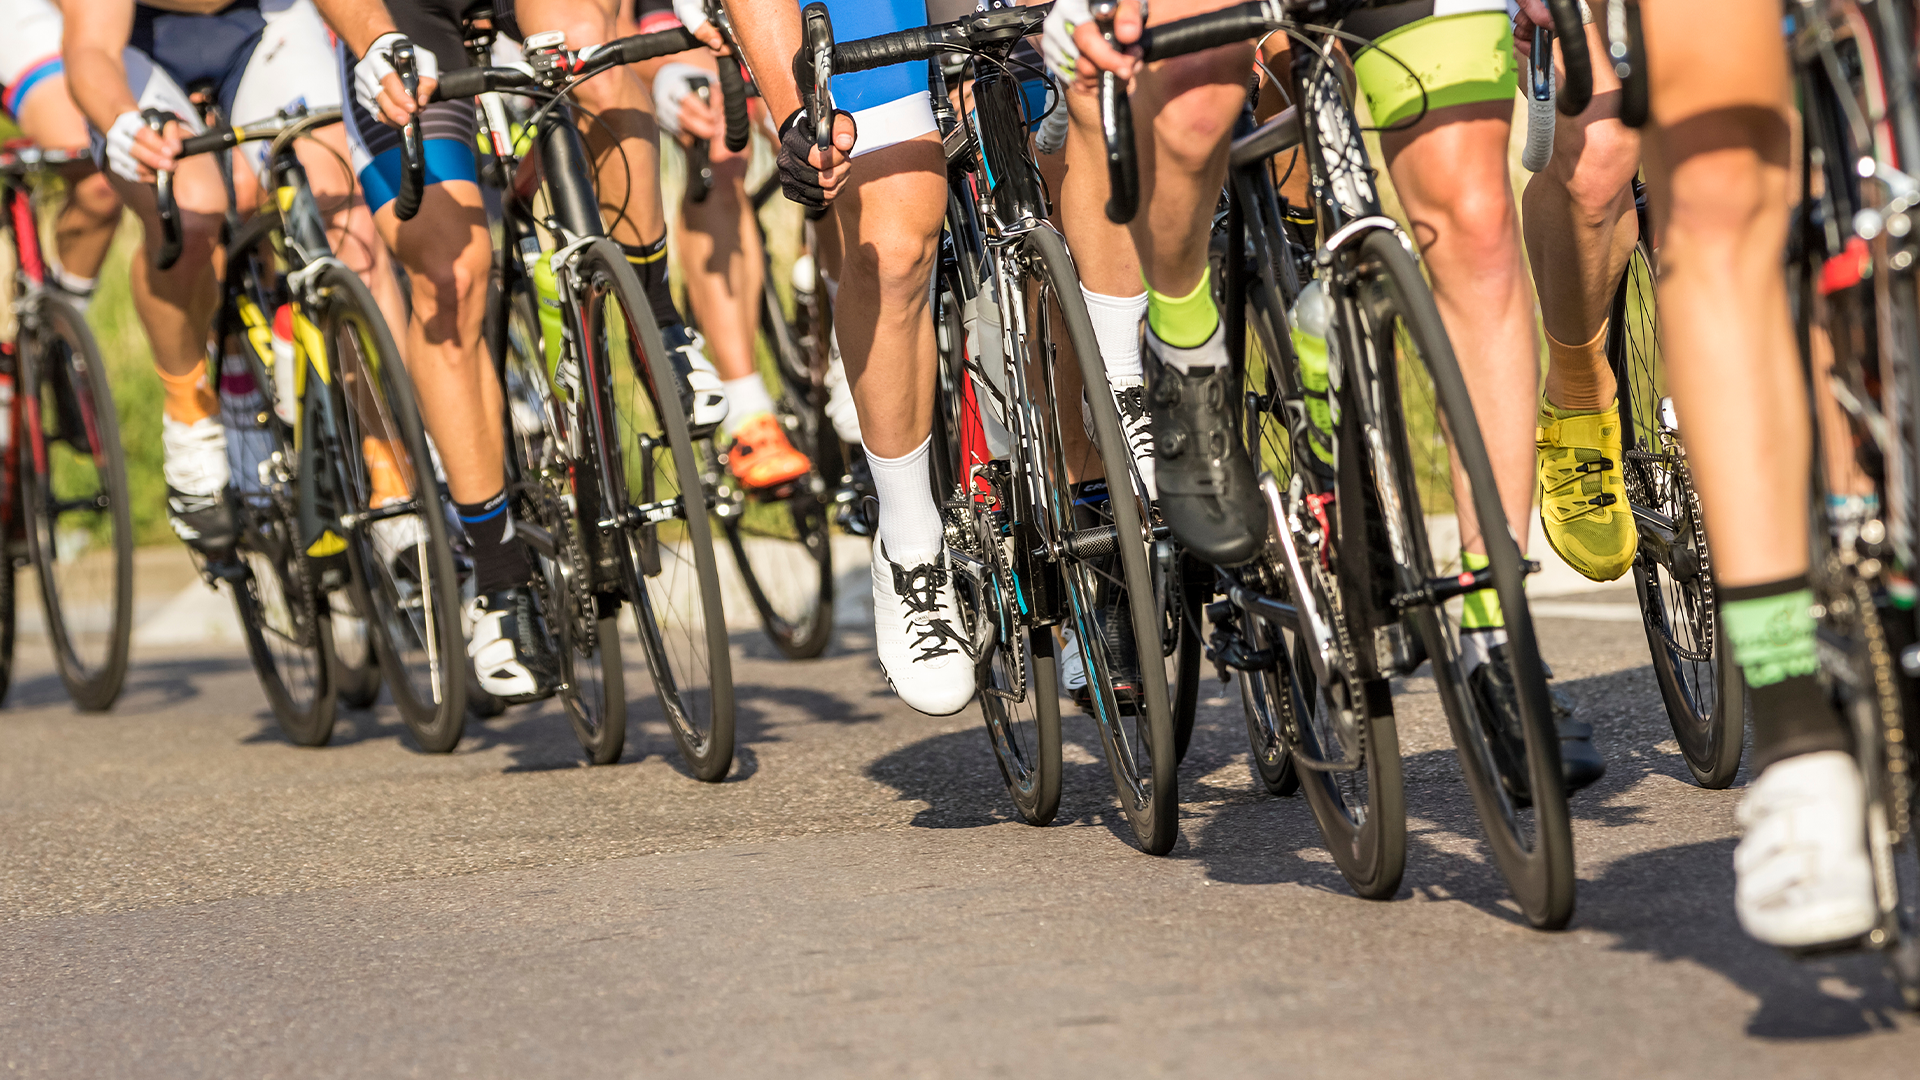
[2,577,1917,1078]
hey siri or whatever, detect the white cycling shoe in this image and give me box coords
[663,324,728,437]
[871,542,975,716]
[368,508,428,584]
[1734,749,1879,949]
[1082,376,1156,500]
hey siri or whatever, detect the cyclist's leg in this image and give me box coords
[1355,6,1604,790]
[1639,0,1869,948]
[84,57,235,553]
[1125,0,1262,567]
[10,72,121,303]
[1517,7,1643,584]
[345,12,559,700]
[0,0,121,303]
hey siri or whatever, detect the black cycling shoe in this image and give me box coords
[167,486,238,560]
[660,322,727,439]
[1146,342,1264,567]
[834,447,878,538]
[1072,479,1143,714]
[465,585,561,705]
[1467,637,1606,806]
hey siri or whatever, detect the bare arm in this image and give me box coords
[309,0,399,56]
[719,0,802,122]
[60,0,139,132]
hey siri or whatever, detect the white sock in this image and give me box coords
[162,414,230,496]
[868,435,944,564]
[720,375,776,437]
[1459,626,1509,673]
[1081,287,1147,383]
[1147,324,1229,374]
[823,332,863,444]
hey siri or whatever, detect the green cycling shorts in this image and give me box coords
[1351,12,1517,129]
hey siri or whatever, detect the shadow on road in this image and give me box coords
[18,654,252,716]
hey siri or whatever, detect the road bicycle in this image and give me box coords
[1777,0,1920,1009]
[0,144,134,710]
[1110,0,1591,926]
[436,18,737,774]
[157,105,461,748]
[809,2,1190,849]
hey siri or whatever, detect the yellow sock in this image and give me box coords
[1145,268,1220,350]
[157,364,217,426]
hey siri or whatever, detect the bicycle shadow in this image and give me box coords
[3,653,250,716]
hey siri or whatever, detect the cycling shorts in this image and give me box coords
[0,0,65,117]
[341,0,494,211]
[91,0,343,181]
[819,0,936,159]
[1347,0,1518,129]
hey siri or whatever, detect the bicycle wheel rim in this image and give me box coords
[579,242,734,779]
[22,295,132,710]
[235,502,336,746]
[1614,240,1743,786]
[1026,227,1177,853]
[978,622,1063,826]
[1357,230,1574,928]
[319,267,465,747]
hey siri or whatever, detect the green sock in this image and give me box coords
[1460,551,1505,630]
[1722,586,1819,687]
[1145,269,1220,350]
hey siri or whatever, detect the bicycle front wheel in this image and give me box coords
[1355,229,1575,928]
[578,240,735,779]
[20,294,132,711]
[1028,227,1179,854]
[316,263,467,751]
[1612,239,1745,787]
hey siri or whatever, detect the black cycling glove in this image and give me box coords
[777,108,855,212]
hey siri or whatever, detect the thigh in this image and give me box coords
[1351,5,1516,130]
[231,1,344,181]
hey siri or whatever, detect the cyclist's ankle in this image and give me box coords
[1726,576,1852,771]
[1542,322,1616,412]
[720,374,777,439]
[1081,286,1147,383]
[620,235,683,331]
[1144,269,1221,365]
[456,489,533,594]
[868,435,943,565]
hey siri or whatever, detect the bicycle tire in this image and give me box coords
[1165,551,1208,764]
[498,276,628,763]
[231,501,338,746]
[19,294,132,710]
[578,239,735,778]
[981,625,1064,826]
[713,272,835,660]
[1241,265,1400,892]
[1029,226,1179,854]
[316,262,467,751]
[1611,239,1745,788]
[1356,229,1574,928]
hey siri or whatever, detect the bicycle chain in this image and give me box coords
[1851,572,1912,848]
[526,467,597,654]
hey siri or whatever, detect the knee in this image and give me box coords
[1556,121,1640,221]
[1665,151,1787,251]
[852,228,938,309]
[1149,73,1243,172]
[404,238,490,326]
[1423,184,1523,276]
[69,172,121,223]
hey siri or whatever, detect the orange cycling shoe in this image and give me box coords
[726,412,812,490]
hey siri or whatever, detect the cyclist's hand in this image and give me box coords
[653,62,719,142]
[355,33,441,129]
[1513,0,1548,60]
[105,110,183,184]
[777,108,857,211]
[1068,0,1144,91]
[672,0,729,54]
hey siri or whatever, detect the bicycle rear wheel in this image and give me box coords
[328,589,382,710]
[580,240,735,779]
[1612,239,1745,788]
[1028,227,1179,854]
[317,263,467,751]
[232,499,337,746]
[1355,229,1575,928]
[20,294,131,711]
[712,272,835,660]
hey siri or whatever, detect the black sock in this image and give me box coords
[1722,576,1854,771]
[457,489,533,594]
[620,236,683,331]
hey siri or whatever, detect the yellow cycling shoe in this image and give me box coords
[1536,400,1638,582]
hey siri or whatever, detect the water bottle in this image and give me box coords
[270,304,297,426]
[961,288,1013,459]
[1289,279,1337,466]
[525,239,566,384]
[220,351,275,495]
